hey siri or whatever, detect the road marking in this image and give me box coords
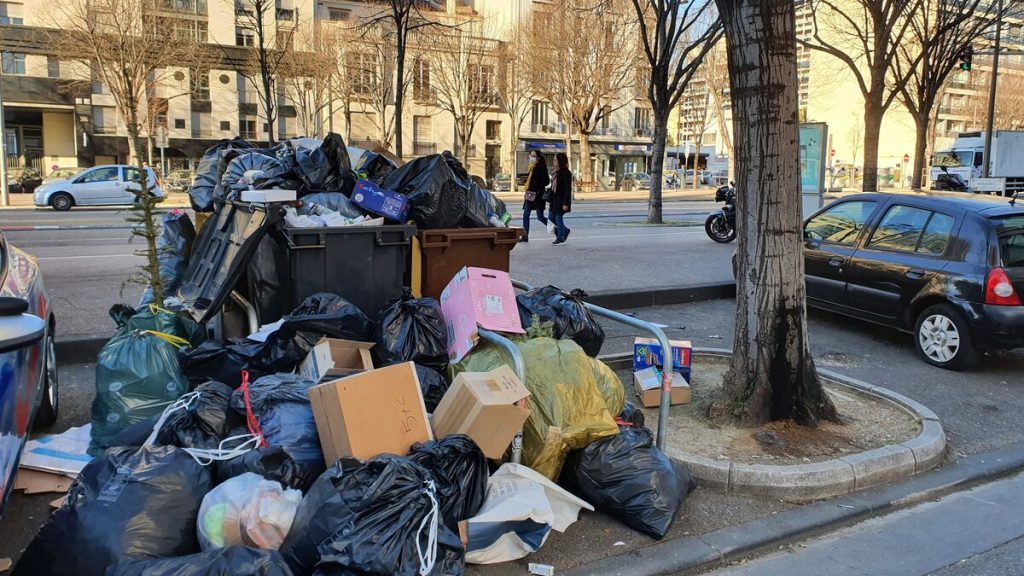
[38,254,141,261]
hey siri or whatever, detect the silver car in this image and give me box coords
[33,165,164,211]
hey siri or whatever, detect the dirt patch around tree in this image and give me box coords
[618,354,922,464]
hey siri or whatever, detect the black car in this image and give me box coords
[803,191,1023,370]
[6,167,43,194]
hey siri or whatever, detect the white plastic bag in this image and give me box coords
[546,220,556,235]
[197,472,302,551]
[465,463,593,564]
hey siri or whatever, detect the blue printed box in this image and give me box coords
[352,179,410,222]
[633,337,692,382]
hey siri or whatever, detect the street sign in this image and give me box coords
[971,177,1006,194]
[156,126,169,149]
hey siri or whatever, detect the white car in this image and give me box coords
[34,165,164,211]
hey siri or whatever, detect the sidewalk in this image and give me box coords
[497,186,718,203]
[0,191,192,210]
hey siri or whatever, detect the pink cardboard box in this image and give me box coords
[440,267,525,363]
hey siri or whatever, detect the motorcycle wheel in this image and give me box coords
[705,214,737,243]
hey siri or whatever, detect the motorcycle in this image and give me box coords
[705,183,736,243]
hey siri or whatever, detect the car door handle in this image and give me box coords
[906,268,926,279]
[828,257,844,267]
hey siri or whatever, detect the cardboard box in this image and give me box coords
[351,179,411,221]
[633,367,691,407]
[240,189,297,203]
[431,365,531,459]
[308,362,433,463]
[439,267,525,363]
[633,337,692,379]
[299,337,375,383]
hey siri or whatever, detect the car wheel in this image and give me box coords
[915,303,978,370]
[51,192,74,211]
[34,332,59,428]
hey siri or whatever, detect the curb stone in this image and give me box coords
[563,441,1024,576]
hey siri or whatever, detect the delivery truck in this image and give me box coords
[930,130,1024,196]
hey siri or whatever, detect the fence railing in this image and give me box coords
[413,141,436,156]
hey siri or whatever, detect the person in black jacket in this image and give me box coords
[550,152,573,245]
[520,150,550,242]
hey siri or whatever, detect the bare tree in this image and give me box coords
[283,26,340,138]
[801,0,923,192]
[898,0,1003,190]
[354,25,401,148]
[713,0,840,427]
[326,26,360,141]
[959,68,1024,131]
[49,0,195,304]
[497,21,538,192]
[431,20,500,166]
[702,42,734,171]
[529,4,583,170]
[233,0,293,145]
[360,0,448,159]
[683,88,712,191]
[629,0,723,223]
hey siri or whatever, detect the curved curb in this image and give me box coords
[602,348,947,503]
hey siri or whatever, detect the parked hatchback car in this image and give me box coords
[5,167,43,194]
[492,173,512,192]
[34,165,164,211]
[43,168,81,184]
[621,172,651,191]
[0,232,58,515]
[803,191,1024,369]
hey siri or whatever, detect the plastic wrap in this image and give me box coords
[140,210,196,306]
[197,473,302,550]
[517,285,606,357]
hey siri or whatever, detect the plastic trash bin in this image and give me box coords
[248,224,416,323]
[411,227,522,300]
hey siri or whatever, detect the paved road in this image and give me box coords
[0,200,731,340]
[710,473,1024,576]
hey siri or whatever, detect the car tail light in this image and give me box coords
[985,267,1022,306]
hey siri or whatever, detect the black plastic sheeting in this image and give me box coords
[155,381,241,450]
[280,455,464,576]
[517,286,606,357]
[12,445,212,576]
[213,446,303,490]
[230,373,324,491]
[289,134,356,195]
[179,340,262,389]
[106,546,293,576]
[382,152,473,229]
[560,406,696,539]
[411,363,449,414]
[354,150,397,184]
[190,138,257,212]
[220,151,291,192]
[408,435,488,530]
[140,211,197,306]
[374,288,449,371]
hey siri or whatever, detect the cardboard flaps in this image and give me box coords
[431,365,531,459]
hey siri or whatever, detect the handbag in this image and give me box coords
[524,189,537,202]
[542,186,552,202]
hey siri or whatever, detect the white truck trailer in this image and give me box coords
[930,130,1024,195]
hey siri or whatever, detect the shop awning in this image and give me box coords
[590,143,653,156]
[524,141,565,151]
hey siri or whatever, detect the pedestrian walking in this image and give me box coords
[520,150,550,242]
[550,152,573,245]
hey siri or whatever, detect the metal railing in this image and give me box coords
[413,141,436,156]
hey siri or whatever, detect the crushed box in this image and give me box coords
[431,365,531,459]
[352,179,411,221]
[633,337,692,380]
[308,362,433,463]
[633,367,691,407]
[299,337,375,383]
[439,267,525,363]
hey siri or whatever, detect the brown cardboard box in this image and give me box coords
[431,365,531,459]
[308,362,433,463]
[633,367,691,408]
[299,338,375,383]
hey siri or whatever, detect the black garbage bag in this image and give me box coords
[408,435,488,529]
[517,285,606,357]
[252,293,374,375]
[411,364,448,413]
[12,445,212,576]
[355,150,398,184]
[179,340,263,389]
[155,381,241,450]
[220,151,289,191]
[280,455,464,576]
[140,210,197,306]
[230,373,324,491]
[106,546,293,576]
[382,152,472,229]
[560,422,696,539]
[460,183,509,228]
[109,414,159,447]
[190,138,257,212]
[299,191,366,219]
[290,134,356,195]
[214,446,303,490]
[374,288,448,370]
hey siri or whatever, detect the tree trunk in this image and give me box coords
[714,0,840,427]
[394,43,405,159]
[692,134,703,191]
[579,130,592,191]
[510,133,519,192]
[911,111,929,191]
[861,100,883,192]
[647,113,668,224]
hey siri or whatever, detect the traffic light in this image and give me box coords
[959,45,974,71]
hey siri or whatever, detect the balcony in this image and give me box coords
[93,125,117,135]
[240,129,258,139]
[191,128,214,139]
[413,141,436,156]
[633,127,653,138]
[412,88,435,104]
[530,122,565,134]
[153,0,207,15]
[591,127,620,137]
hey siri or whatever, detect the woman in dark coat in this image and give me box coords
[550,152,573,245]
[520,150,550,242]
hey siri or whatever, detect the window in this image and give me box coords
[486,120,501,140]
[220,120,231,131]
[240,118,257,139]
[235,27,254,46]
[191,111,211,137]
[328,7,350,20]
[349,52,376,95]
[2,52,25,75]
[531,100,548,129]
[124,166,143,183]
[80,167,120,183]
[868,205,932,252]
[804,200,878,246]
[413,58,431,101]
[276,8,293,21]
[1000,217,1024,267]
[918,212,955,255]
[276,29,294,50]
[47,56,60,78]
[634,107,651,135]
[190,69,210,100]
[93,106,117,134]
[468,63,495,103]
[0,1,24,24]
[174,118,186,129]
[170,19,208,42]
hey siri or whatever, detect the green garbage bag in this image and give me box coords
[89,306,204,455]
[454,337,621,480]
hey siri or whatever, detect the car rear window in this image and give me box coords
[999,216,1024,267]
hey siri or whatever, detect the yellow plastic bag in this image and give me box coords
[455,337,621,480]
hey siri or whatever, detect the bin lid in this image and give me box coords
[177,201,284,323]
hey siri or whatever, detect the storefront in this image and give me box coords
[590,143,653,187]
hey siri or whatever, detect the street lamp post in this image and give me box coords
[0,60,9,207]
[983,0,1003,179]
